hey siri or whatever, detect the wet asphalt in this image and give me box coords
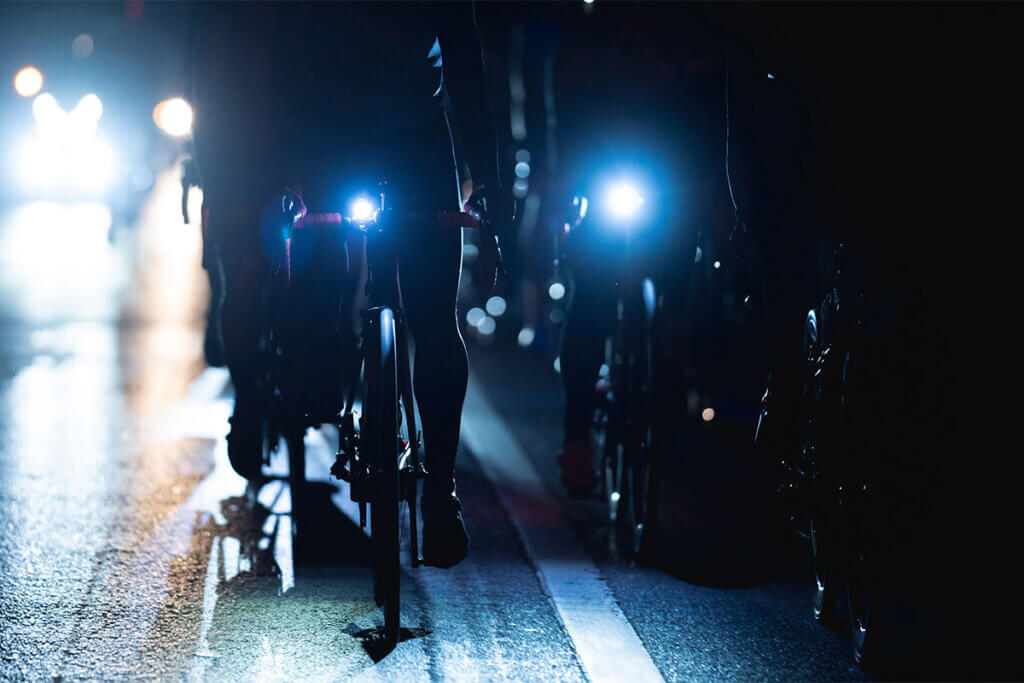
[0,171,877,681]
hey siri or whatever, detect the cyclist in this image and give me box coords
[190,2,508,568]
[552,3,715,493]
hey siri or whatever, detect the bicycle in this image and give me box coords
[290,189,480,651]
[763,243,875,664]
[561,184,661,558]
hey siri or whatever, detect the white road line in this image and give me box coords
[189,527,221,681]
[462,375,665,683]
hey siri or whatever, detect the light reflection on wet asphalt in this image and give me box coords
[0,167,584,681]
[0,165,870,681]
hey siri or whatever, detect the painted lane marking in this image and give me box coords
[462,375,665,683]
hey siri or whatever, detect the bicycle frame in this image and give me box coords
[297,191,478,648]
[788,243,875,663]
[333,196,426,564]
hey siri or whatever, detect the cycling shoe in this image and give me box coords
[227,407,263,481]
[559,437,597,496]
[421,491,469,569]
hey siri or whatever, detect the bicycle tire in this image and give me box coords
[810,513,839,625]
[847,540,871,664]
[631,417,660,558]
[365,307,401,647]
[286,428,306,523]
[602,352,626,524]
[841,349,873,665]
[606,277,655,557]
[617,375,656,557]
[631,284,660,559]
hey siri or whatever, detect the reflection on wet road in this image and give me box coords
[0,167,869,680]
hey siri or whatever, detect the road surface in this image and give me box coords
[0,169,875,681]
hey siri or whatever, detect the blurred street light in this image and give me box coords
[153,98,193,137]
[14,67,43,97]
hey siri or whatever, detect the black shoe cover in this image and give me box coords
[226,412,262,481]
[421,491,469,569]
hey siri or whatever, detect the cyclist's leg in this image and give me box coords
[397,223,467,498]
[396,217,469,568]
[208,202,269,479]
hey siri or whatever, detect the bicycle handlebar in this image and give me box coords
[295,209,480,231]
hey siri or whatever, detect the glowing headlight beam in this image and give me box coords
[349,196,378,222]
[74,94,103,123]
[32,93,61,124]
[605,182,644,220]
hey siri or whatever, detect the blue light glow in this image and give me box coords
[348,196,377,223]
[605,182,644,220]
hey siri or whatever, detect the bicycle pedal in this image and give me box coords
[330,459,352,482]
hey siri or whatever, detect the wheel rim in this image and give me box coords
[631,410,658,556]
[631,457,653,555]
[287,430,305,523]
[603,438,622,522]
[810,517,829,621]
[364,308,401,647]
[848,547,870,662]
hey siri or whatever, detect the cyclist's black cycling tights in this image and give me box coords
[396,222,468,499]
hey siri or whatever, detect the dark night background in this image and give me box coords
[1,1,1022,680]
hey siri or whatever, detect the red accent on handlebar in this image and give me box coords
[295,211,478,229]
[297,212,343,225]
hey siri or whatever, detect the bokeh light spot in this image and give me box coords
[478,316,496,335]
[466,307,486,328]
[14,67,43,97]
[485,296,507,317]
[153,98,193,137]
[71,34,94,59]
[517,328,535,347]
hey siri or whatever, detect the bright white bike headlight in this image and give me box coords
[348,196,378,223]
[605,181,644,220]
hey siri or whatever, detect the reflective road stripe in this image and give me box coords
[462,376,665,683]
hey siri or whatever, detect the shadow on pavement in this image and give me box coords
[344,625,432,663]
[141,479,388,678]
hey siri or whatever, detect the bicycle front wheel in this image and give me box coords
[365,307,401,648]
[286,428,306,524]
